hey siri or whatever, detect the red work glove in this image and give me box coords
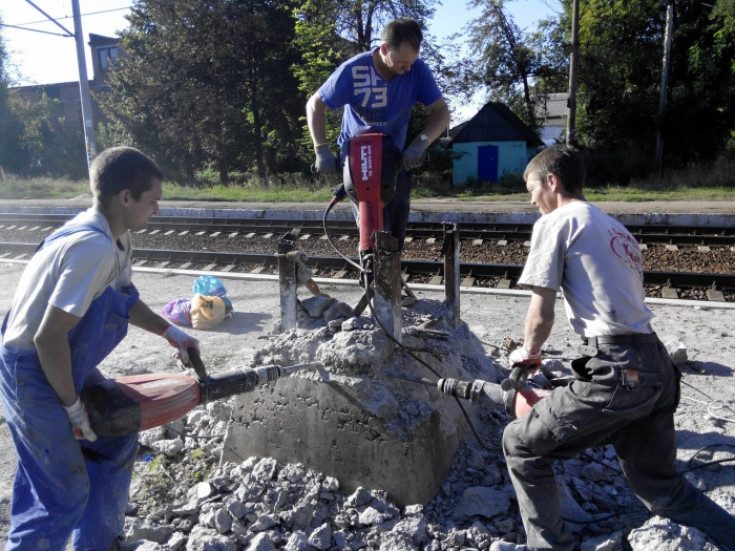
[63,396,97,442]
[163,325,200,367]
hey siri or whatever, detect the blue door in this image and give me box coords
[478,144,499,183]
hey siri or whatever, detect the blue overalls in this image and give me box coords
[0,222,140,551]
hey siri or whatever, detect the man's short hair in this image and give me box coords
[524,145,586,194]
[381,18,423,52]
[90,146,164,205]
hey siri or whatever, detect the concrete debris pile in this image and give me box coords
[128,407,721,551]
[224,298,501,506]
[123,298,726,551]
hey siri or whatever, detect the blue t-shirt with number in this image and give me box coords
[318,48,442,150]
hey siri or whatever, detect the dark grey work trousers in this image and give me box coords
[502,335,735,551]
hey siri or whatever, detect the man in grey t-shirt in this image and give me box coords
[490,145,735,551]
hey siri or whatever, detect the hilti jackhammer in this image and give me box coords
[319,133,403,316]
[81,350,321,436]
[343,133,402,315]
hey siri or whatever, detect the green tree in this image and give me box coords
[0,16,12,172]
[465,0,566,131]
[99,0,303,183]
[573,0,735,179]
[293,0,439,156]
[0,18,86,178]
[663,0,735,162]
[0,90,86,178]
[574,0,664,155]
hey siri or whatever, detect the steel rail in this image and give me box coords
[1,243,733,299]
[2,213,735,245]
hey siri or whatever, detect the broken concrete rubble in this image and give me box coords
[225,297,502,507]
[1,267,731,550]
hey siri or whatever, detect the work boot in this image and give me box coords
[489,542,533,551]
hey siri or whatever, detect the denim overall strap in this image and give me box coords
[36,221,141,391]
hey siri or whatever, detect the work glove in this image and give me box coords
[63,396,97,442]
[508,346,542,369]
[163,324,200,367]
[314,144,338,176]
[402,133,430,170]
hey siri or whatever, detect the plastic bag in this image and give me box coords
[190,294,231,330]
[192,275,227,298]
[161,297,192,327]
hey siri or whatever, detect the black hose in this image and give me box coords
[321,186,362,272]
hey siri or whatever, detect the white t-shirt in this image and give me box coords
[2,208,133,349]
[518,201,653,337]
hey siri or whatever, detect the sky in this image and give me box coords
[1,0,560,120]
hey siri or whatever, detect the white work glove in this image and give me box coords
[314,144,338,176]
[508,346,542,368]
[163,325,200,367]
[63,396,97,442]
[402,133,430,170]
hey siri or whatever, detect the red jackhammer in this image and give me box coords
[436,376,552,419]
[388,363,553,419]
[318,133,403,316]
[342,133,402,316]
[81,351,321,436]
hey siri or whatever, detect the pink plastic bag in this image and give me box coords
[161,297,192,327]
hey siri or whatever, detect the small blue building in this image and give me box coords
[448,102,544,187]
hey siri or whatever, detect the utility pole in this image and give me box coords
[71,0,97,166]
[655,1,674,178]
[566,0,580,147]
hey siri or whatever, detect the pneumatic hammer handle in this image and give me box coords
[188,347,209,382]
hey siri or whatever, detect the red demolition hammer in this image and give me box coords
[387,363,553,419]
[81,350,321,436]
[342,133,401,315]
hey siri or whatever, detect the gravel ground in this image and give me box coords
[0,261,734,550]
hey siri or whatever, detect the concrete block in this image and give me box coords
[223,302,501,507]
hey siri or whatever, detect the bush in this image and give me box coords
[583,147,654,188]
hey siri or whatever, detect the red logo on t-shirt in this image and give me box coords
[609,227,643,273]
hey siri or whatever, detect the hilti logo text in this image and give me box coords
[360,145,373,181]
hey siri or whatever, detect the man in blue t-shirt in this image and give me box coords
[306,17,450,251]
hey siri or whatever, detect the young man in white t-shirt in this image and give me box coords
[490,145,735,551]
[0,146,199,550]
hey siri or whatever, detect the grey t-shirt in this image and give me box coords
[518,201,653,337]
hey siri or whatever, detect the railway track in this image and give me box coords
[2,212,735,245]
[1,212,734,302]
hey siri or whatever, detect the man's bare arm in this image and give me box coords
[523,287,557,354]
